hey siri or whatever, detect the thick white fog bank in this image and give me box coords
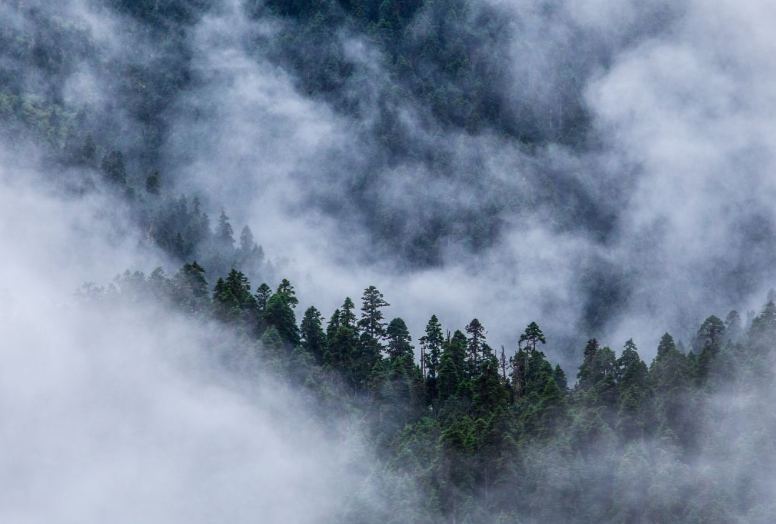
[0,163,366,523]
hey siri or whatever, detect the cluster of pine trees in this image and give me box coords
[81,260,776,524]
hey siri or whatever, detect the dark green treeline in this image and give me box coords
[80,262,776,524]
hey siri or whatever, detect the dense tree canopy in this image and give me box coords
[82,257,776,524]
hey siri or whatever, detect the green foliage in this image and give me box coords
[264,292,300,346]
[81,260,776,524]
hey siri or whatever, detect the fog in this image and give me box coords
[5,0,776,522]
[4,0,776,362]
[161,0,776,361]
[0,152,376,523]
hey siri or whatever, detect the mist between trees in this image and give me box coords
[4,0,776,522]
[77,258,776,524]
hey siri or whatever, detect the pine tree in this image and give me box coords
[223,269,255,310]
[216,210,235,251]
[616,339,649,441]
[276,278,299,308]
[340,297,357,328]
[465,318,486,376]
[577,338,600,390]
[260,325,284,362]
[325,300,359,382]
[724,310,742,342]
[437,330,468,401]
[749,301,776,354]
[420,314,444,380]
[255,283,272,312]
[300,306,327,364]
[694,316,725,383]
[172,261,209,314]
[650,333,694,446]
[357,286,390,379]
[326,309,341,342]
[358,285,390,340]
[510,348,528,398]
[264,293,300,347]
[239,226,256,255]
[212,277,241,323]
[387,317,413,362]
[553,364,568,391]
[519,322,546,352]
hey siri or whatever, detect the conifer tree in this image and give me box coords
[340,297,357,329]
[748,301,776,354]
[437,330,468,401]
[239,226,256,255]
[465,318,486,376]
[577,338,600,389]
[264,293,299,347]
[357,286,390,381]
[212,277,241,323]
[358,285,390,340]
[519,322,546,352]
[420,314,444,380]
[650,333,694,446]
[553,364,568,391]
[325,300,359,382]
[694,316,725,383]
[275,278,299,308]
[387,317,413,362]
[510,348,528,398]
[255,283,272,312]
[326,309,341,342]
[724,310,742,341]
[300,306,327,364]
[172,261,209,314]
[616,339,649,440]
[216,210,235,251]
[472,355,509,417]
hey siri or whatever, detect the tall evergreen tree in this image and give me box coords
[577,338,600,390]
[465,318,486,376]
[264,293,300,347]
[724,310,743,342]
[616,339,649,440]
[357,286,390,380]
[519,322,546,352]
[387,317,414,362]
[216,209,235,251]
[255,283,272,312]
[694,316,725,383]
[437,330,468,401]
[172,261,209,314]
[553,364,568,391]
[276,278,299,308]
[300,306,327,364]
[420,314,444,381]
[358,285,390,340]
[340,297,357,328]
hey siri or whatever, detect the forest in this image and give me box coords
[79,251,776,523]
[4,0,776,523]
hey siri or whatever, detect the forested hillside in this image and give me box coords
[82,262,776,523]
[4,0,776,522]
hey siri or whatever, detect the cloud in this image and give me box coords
[0,149,372,524]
